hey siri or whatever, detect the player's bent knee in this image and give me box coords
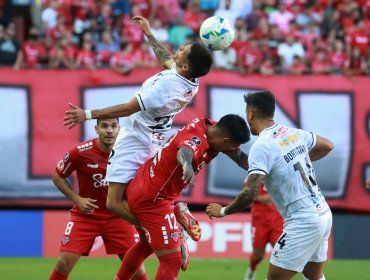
[55,258,71,274]
[158,251,182,269]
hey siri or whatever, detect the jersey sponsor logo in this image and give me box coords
[57,160,64,170]
[184,140,196,151]
[272,126,289,139]
[62,162,72,174]
[92,173,109,188]
[63,152,69,162]
[278,134,298,147]
[77,142,93,152]
[87,163,99,169]
[152,132,165,141]
[170,232,179,242]
[192,136,201,145]
[283,145,306,163]
[150,165,155,177]
[61,236,70,245]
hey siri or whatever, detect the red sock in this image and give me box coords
[115,240,152,280]
[249,255,259,271]
[155,251,182,280]
[49,268,68,280]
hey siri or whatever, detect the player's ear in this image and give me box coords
[182,63,190,72]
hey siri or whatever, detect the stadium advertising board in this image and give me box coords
[0,69,369,211]
[42,211,332,258]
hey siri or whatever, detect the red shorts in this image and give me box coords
[126,181,180,250]
[59,212,138,256]
[251,214,284,249]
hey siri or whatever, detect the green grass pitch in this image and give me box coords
[1,257,369,279]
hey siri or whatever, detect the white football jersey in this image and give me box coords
[248,123,330,219]
[122,64,199,148]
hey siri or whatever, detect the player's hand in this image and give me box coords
[206,203,223,219]
[132,16,151,36]
[63,103,86,129]
[76,197,99,214]
[182,164,195,185]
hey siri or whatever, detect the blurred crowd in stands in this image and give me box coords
[1,0,370,76]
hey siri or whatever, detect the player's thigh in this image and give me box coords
[106,129,155,183]
[60,218,101,256]
[252,219,269,249]
[269,222,323,273]
[302,261,326,280]
[136,201,181,251]
[107,182,126,204]
[55,251,81,272]
[308,215,332,263]
[101,217,138,255]
[268,262,297,280]
[269,220,284,247]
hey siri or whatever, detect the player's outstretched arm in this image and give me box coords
[52,170,98,214]
[132,16,175,69]
[227,150,249,170]
[309,135,334,161]
[206,174,264,219]
[177,147,195,185]
[63,96,141,129]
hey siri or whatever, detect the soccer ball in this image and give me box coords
[199,16,235,51]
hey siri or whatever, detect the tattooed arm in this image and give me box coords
[133,16,175,69]
[206,174,264,218]
[177,147,195,185]
[227,150,249,171]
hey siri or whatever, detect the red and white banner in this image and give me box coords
[0,68,369,211]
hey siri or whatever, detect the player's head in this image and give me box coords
[244,91,275,135]
[208,114,250,152]
[174,42,213,78]
[95,118,120,146]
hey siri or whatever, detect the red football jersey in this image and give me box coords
[133,118,226,200]
[251,184,282,221]
[55,138,113,218]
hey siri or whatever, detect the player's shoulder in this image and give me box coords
[71,139,96,154]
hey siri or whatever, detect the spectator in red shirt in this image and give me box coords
[121,5,145,51]
[134,41,157,68]
[238,38,263,75]
[311,50,331,74]
[96,30,119,65]
[155,0,181,26]
[110,42,138,75]
[345,46,367,75]
[345,19,370,58]
[47,15,71,44]
[130,0,156,20]
[183,0,208,33]
[22,27,48,69]
[260,57,275,75]
[329,39,350,74]
[75,41,96,69]
[49,34,76,69]
[285,55,306,75]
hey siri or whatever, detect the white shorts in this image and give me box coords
[270,210,332,272]
[105,128,156,184]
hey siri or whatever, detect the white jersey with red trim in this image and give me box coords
[247,123,330,220]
